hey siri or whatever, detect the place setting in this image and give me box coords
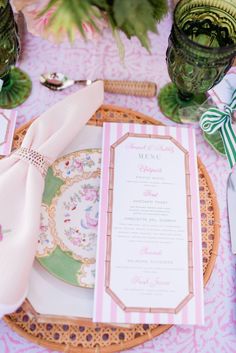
[0,97,219,350]
[0,0,235,353]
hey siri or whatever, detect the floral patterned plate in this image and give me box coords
[36,149,101,288]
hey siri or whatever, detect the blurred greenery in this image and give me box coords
[0,0,7,8]
[40,0,168,50]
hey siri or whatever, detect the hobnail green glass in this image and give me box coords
[158,0,236,123]
[0,1,31,109]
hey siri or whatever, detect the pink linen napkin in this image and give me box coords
[0,81,104,317]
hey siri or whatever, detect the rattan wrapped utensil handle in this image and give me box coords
[103,80,157,97]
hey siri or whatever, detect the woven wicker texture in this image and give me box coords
[4,105,220,353]
[103,80,157,97]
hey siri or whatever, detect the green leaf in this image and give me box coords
[91,0,110,11]
[203,131,226,156]
[41,0,104,41]
[148,0,168,22]
[113,0,158,50]
[0,0,7,8]
[39,0,59,16]
[113,28,125,63]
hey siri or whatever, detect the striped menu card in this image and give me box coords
[93,123,204,325]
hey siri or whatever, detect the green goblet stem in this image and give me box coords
[177,90,194,102]
[158,83,207,123]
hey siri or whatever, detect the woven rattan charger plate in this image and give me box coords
[4,105,220,353]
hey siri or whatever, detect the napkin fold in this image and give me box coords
[0,81,104,318]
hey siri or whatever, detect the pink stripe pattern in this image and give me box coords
[94,123,111,322]
[188,127,204,325]
[94,123,204,325]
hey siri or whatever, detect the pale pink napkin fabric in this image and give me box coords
[0,81,104,317]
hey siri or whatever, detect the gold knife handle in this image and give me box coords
[103,80,157,97]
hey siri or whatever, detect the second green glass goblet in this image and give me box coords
[0,1,31,109]
[158,0,236,123]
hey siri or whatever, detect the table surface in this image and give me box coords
[0,12,236,353]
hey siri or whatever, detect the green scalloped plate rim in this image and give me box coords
[37,246,84,287]
[36,149,100,288]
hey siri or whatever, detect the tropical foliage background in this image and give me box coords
[10,0,168,50]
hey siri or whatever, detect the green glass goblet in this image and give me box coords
[158,0,236,123]
[0,1,31,109]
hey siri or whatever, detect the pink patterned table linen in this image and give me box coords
[0,13,235,353]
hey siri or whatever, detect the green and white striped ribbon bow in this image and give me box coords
[200,90,236,168]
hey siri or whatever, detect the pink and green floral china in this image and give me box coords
[37,149,101,288]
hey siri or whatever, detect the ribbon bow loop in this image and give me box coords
[200,89,236,168]
[225,105,234,116]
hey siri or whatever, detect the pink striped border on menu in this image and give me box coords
[93,123,204,325]
[0,110,17,156]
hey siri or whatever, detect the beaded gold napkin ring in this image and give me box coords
[14,147,50,178]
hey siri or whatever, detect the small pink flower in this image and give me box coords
[74,160,83,172]
[82,188,98,202]
[40,224,48,232]
[85,213,98,228]
[71,237,81,246]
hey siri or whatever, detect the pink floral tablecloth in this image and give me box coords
[0,13,236,353]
